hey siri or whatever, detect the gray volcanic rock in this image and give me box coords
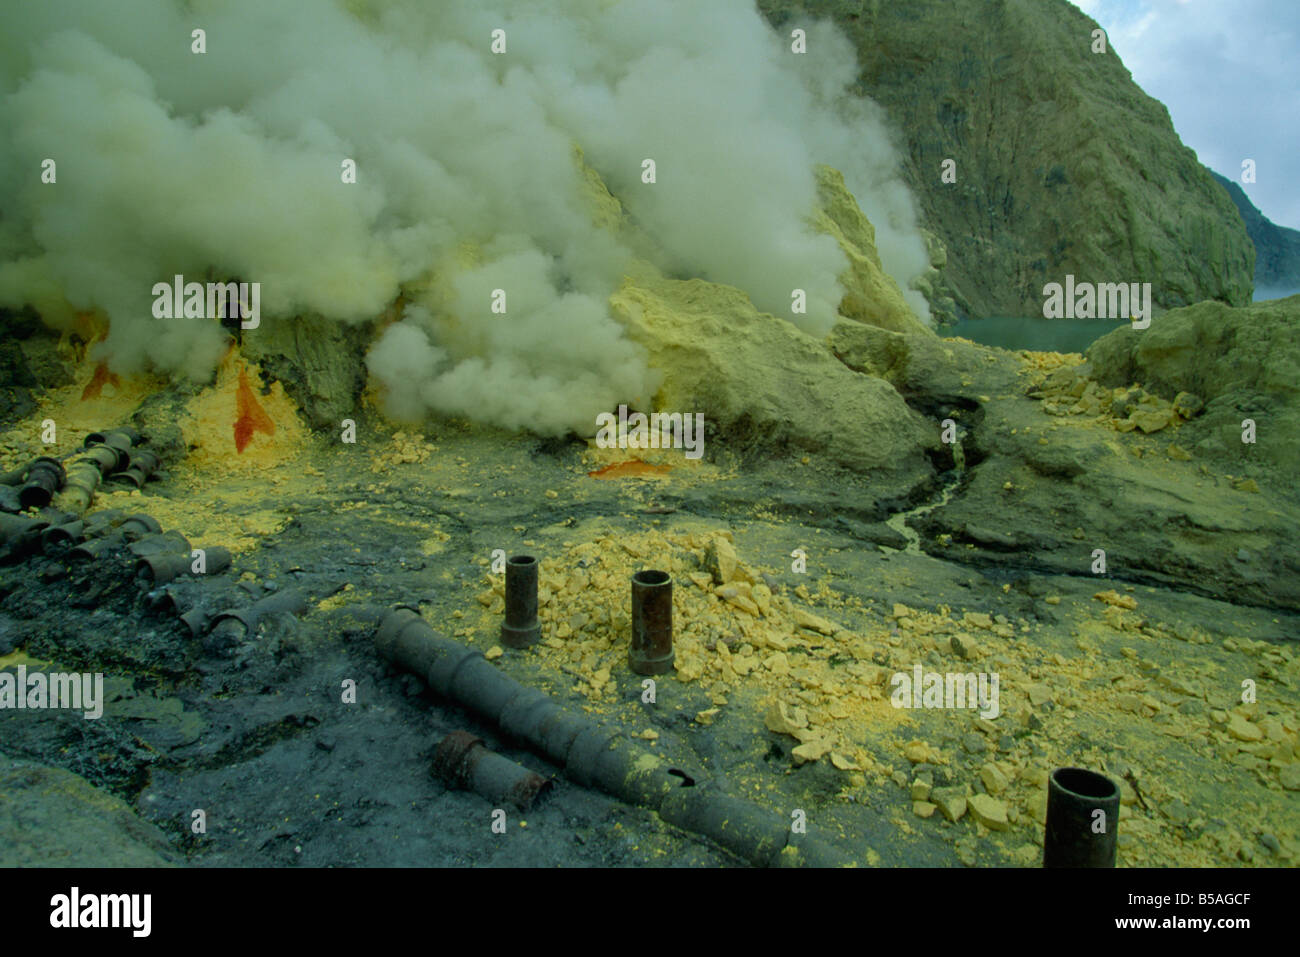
[1087,295,1300,474]
[830,321,1023,401]
[0,760,181,867]
[759,0,1255,318]
[240,312,374,431]
[828,299,1300,612]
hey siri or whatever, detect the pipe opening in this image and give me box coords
[667,768,695,787]
[1051,767,1118,800]
[507,554,537,567]
[633,569,670,587]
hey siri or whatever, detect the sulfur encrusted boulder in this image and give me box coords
[610,274,937,477]
[1087,295,1300,472]
[812,165,933,336]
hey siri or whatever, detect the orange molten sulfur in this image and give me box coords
[587,460,672,479]
[233,365,276,453]
[80,361,120,401]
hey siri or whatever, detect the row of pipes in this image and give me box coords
[0,425,316,654]
[0,427,161,517]
[0,495,316,657]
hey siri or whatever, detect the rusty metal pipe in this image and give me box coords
[118,514,162,541]
[107,449,160,489]
[40,520,85,550]
[630,569,674,675]
[658,786,789,867]
[0,514,48,565]
[136,552,191,585]
[127,531,192,556]
[18,457,65,510]
[84,427,144,448]
[57,460,103,515]
[206,589,308,644]
[69,531,126,561]
[431,731,552,812]
[501,554,541,648]
[0,512,47,544]
[81,445,123,474]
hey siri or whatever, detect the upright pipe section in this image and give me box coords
[1043,767,1121,867]
[630,569,674,675]
[501,554,541,648]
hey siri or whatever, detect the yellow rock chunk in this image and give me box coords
[1094,589,1137,609]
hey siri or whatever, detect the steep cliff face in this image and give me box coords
[1210,171,1300,297]
[759,0,1256,318]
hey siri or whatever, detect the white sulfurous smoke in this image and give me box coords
[0,0,931,435]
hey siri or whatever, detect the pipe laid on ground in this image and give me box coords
[82,509,126,537]
[374,606,854,867]
[40,520,85,550]
[80,444,123,474]
[127,531,192,557]
[1043,767,1121,868]
[84,427,144,449]
[501,554,541,648]
[0,514,49,562]
[0,465,27,487]
[431,730,552,812]
[0,513,47,544]
[57,459,103,515]
[68,531,126,561]
[118,514,162,541]
[107,449,161,490]
[18,457,65,510]
[136,545,231,585]
[54,426,147,515]
[147,580,245,637]
[204,589,309,652]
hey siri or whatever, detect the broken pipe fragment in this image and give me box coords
[431,730,552,812]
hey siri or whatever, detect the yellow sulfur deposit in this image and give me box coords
[179,352,308,475]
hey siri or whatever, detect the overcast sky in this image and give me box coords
[1069,0,1299,228]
